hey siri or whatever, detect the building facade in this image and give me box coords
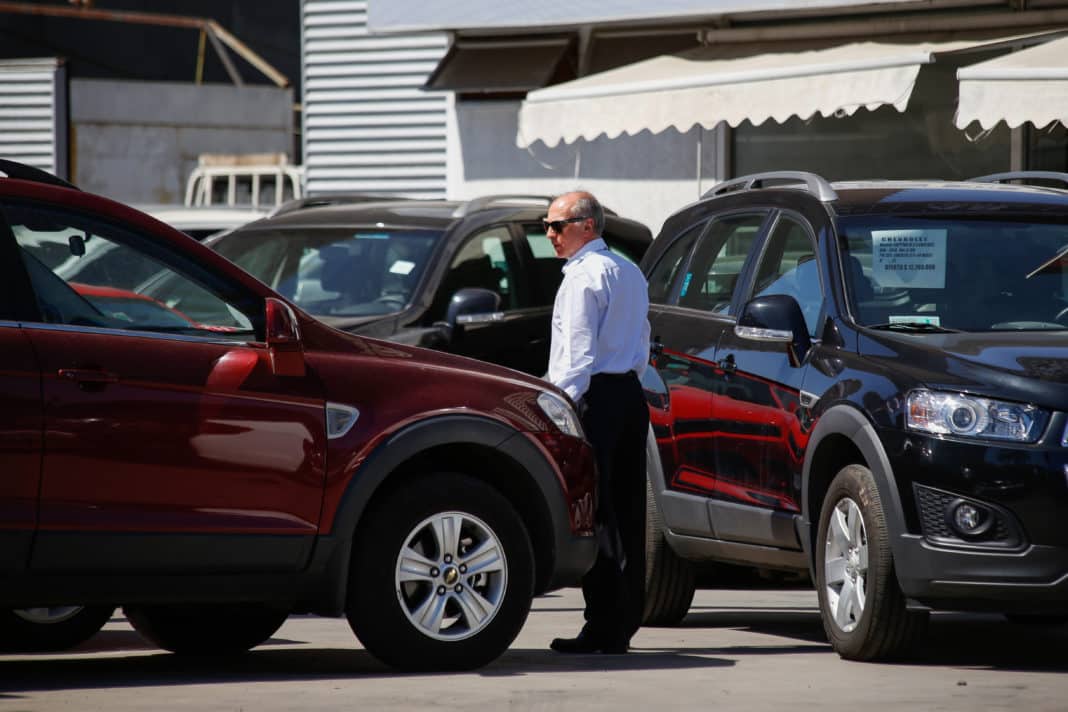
[364,1,1068,233]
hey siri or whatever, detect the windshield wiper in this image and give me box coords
[865,322,960,333]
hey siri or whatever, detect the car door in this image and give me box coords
[435,224,547,374]
[709,210,824,549]
[648,213,770,518]
[0,225,42,572]
[2,200,327,575]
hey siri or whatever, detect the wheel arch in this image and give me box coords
[800,405,908,583]
[315,415,568,614]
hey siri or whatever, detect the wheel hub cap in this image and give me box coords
[394,511,508,642]
[823,496,869,634]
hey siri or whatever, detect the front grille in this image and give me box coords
[914,484,1023,549]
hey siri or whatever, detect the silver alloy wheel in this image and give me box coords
[823,496,869,633]
[394,510,508,642]
[13,606,85,625]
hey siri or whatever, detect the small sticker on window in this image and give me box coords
[889,314,941,326]
[356,233,390,240]
[680,272,693,297]
[389,260,415,275]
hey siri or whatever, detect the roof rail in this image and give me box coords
[454,194,553,218]
[969,171,1068,188]
[703,171,837,202]
[269,192,412,217]
[452,194,620,218]
[0,158,79,191]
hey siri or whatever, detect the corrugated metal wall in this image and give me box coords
[301,0,448,198]
[0,58,66,178]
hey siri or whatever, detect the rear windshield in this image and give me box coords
[836,216,1068,332]
[212,227,443,317]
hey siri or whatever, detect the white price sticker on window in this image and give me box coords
[872,229,946,288]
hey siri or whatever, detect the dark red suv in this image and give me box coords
[0,160,597,671]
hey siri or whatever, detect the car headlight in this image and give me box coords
[906,390,1047,443]
[536,391,584,438]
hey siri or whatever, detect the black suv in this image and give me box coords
[202,195,651,376]
[639,171,1068,661]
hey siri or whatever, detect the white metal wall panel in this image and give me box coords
[368,0,908,33]
[302,0,448,197]
[0,58,63,176]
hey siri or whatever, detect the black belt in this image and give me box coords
[591,371,637,381]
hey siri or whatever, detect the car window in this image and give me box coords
[647,222,702,305]
[524,227,644,308]
[751,215,823,336]
[435,226,520,315]
[523,229,564,307]
[5,203,258,338]
[209,227,442,318]
[838,216,1068,331]
[676,214,766,314]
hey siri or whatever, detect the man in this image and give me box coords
[544,191,650,655]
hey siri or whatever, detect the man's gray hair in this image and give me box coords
[562,192,605,235]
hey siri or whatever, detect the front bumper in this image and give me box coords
[885,426,1068,611]
[895,534,1068,612]
[545,534,598,592]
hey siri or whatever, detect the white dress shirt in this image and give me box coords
[548,238,650,402]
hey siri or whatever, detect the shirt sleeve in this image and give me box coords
[553,273,601,402]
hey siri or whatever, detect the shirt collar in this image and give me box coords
[563,238,607,271]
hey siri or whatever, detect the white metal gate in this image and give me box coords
[0,57,66,178]
[301,0,447,198]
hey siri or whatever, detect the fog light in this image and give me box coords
[955,504,981,531]
[947,499,993,538]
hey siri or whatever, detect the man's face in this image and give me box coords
[545,198,593,259]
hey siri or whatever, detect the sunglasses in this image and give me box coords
[542,216,590,233]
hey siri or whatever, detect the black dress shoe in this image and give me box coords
[550,634,603,654]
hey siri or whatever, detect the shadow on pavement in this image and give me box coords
[905,613,1068,672]
[0,644,739,695]
[676,608,829,645]
[674,606,1068,672]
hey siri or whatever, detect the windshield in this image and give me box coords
[837,216,1068,332]
[211,227,443,317]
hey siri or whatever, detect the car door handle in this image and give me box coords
[58,368,119,386]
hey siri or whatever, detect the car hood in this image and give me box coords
[303,316,556,394]
[862,330,1068,407]
[316,313,392,331]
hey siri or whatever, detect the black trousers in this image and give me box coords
[578,371,649,644]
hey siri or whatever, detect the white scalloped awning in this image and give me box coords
[517,36,1049,148]
[956,35,1068,130]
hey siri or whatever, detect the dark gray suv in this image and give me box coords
[202,195,651,376]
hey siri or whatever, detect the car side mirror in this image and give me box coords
[735,294,812,367]
[265,297,305,377]
[68,233,86,257]
[442,287,502,332]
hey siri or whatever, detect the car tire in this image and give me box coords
[815,464,928,661]
[642,479,695,626]
[346,472,534,672]
[0,605,115,652]
[123,603,290,655]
